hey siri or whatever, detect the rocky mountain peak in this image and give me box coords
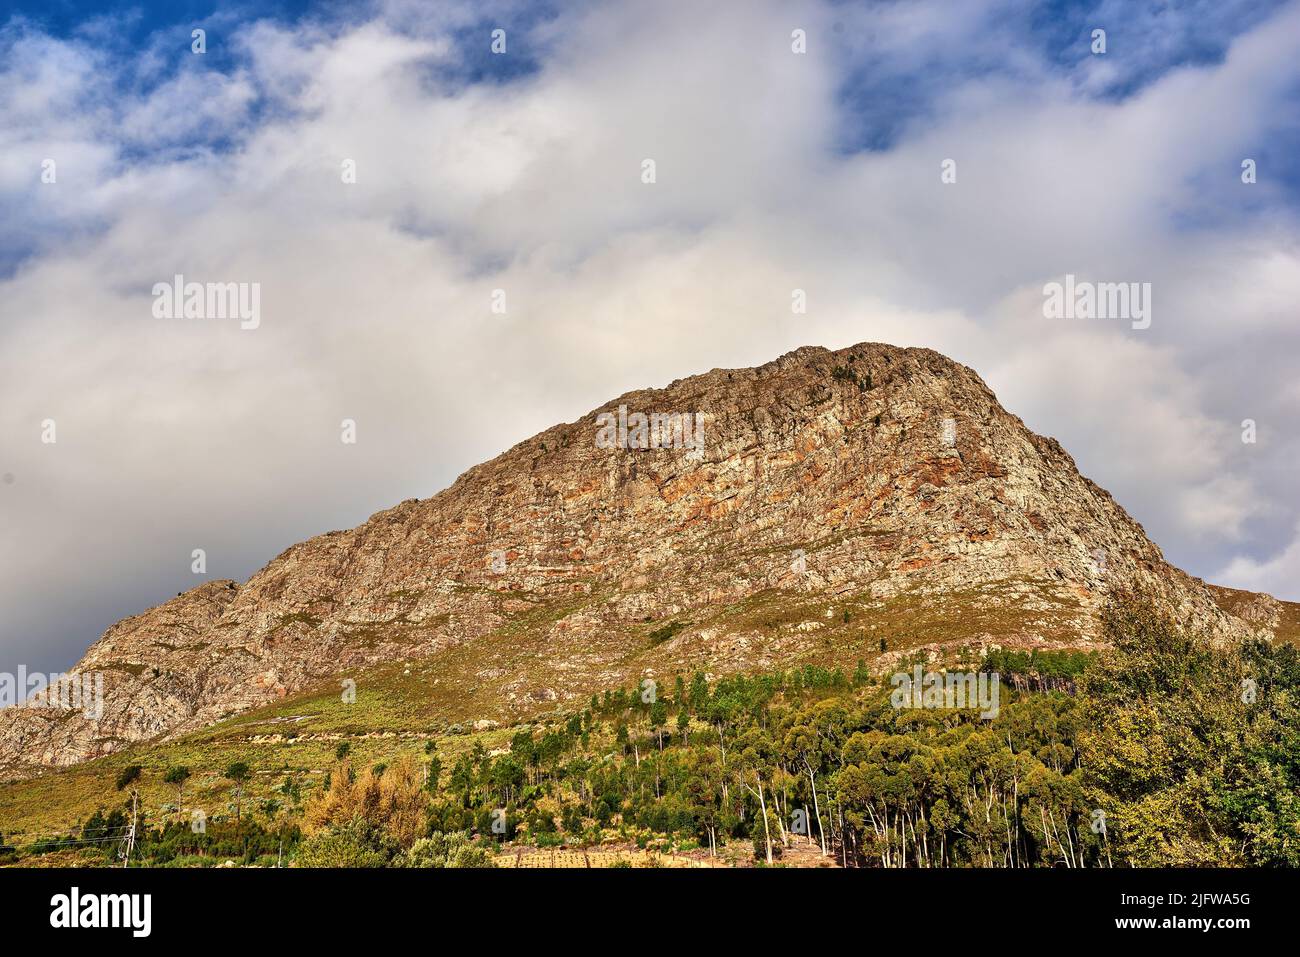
[0,342,1266,777]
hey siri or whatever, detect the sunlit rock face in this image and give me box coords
[0,342,1263,777]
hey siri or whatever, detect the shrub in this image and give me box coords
[295,819,398,868]
[403,832,495,868]
[647,621,688,646]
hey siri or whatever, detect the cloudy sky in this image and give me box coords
[2,0,1298,675]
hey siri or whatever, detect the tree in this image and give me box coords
[649,700,668,751]
[115,765,142,792]
[225,762,252,822]
[784,718,829,856]
[305,756,429,849]
[681,748,725,856]
[449,754,476,804]
[689,671,709,713]
[735,731,776,864]
[489,755,526,805]
[163,766,191,805]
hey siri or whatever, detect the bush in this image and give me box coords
[647,621,688,646]
[403,832,495,868]
[295,820,399,868]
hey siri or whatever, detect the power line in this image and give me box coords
[9,827,134,838]
[1,833,132,851]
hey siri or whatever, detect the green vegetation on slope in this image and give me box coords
[2,592,1296,868]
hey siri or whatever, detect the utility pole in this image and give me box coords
[121,789,138,868]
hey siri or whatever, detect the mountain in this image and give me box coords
[0,342,1285,778]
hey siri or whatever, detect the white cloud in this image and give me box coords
[1218,522,1300,599]
[2,0,1298,675]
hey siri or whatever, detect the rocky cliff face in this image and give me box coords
[0,343,1273,776]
